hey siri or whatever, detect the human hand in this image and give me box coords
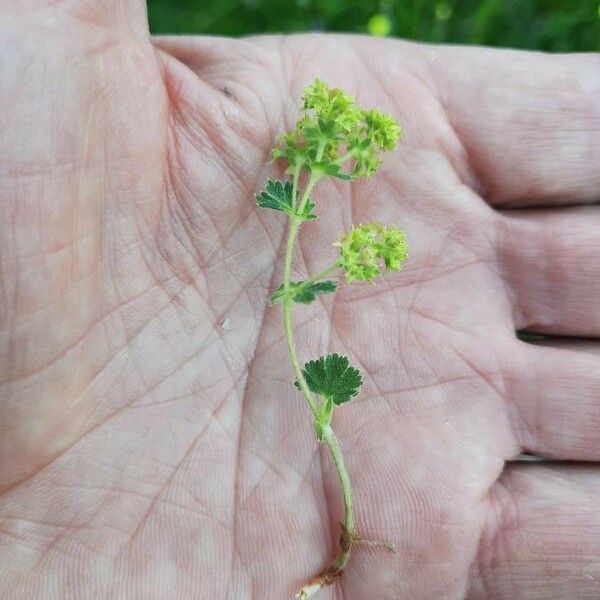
[1,3,599,598]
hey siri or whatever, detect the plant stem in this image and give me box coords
[282,172,322,416]
[282,171,319,292]
[300,262,341,288]
[316,140,326,162]
[282,296,318,414]
[335,151,353,165]
[322,425,355,570]
[280,171,357,593]
[291,163,301,211]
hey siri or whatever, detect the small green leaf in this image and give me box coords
[270,280,337,305]
[312,161,352,180]
[294,280,337,303]
[256,180,294,214]
[295,353,362,405]
[269,284,287,304]
[313,395,334,441]
[314,418,325,441]
[297,199,318,220]
[256,180,317,221]
[333,171,353,181]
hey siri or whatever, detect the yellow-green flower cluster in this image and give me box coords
[337,223,408,283]
[272,79,401,179]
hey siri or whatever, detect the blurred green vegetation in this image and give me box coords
[148,0,600,51]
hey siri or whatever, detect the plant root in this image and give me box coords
[295,524,396,598]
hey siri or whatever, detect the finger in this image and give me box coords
[526,335,600,357]
[504,341,600,461]
[497,206,600,337]
[6,1,149,39]
[430,46,600,207]
[470,464,600,599]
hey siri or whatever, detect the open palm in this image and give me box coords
[2,3,600,598]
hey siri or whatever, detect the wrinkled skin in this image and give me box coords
[1,3,600,599]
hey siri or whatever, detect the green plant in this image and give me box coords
[148,0,600,53]
[256,80,407,597]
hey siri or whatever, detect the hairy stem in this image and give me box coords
[322,425,355,570]
[282,295,318,414]
[291,162,302,211]
[282,171,322,415]
[281,172,357,593]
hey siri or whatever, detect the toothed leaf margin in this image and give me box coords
[295,353,362,405]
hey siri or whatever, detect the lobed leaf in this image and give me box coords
[256,180,294,213]
[295,353,362,405]
[256,180,317,220]
[297,199,318,220]
[270,280,337,305]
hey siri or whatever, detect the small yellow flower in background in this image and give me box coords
[435,1,453,21]
[367,13,392,37]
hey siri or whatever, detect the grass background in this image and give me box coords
[148,0,600,51]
